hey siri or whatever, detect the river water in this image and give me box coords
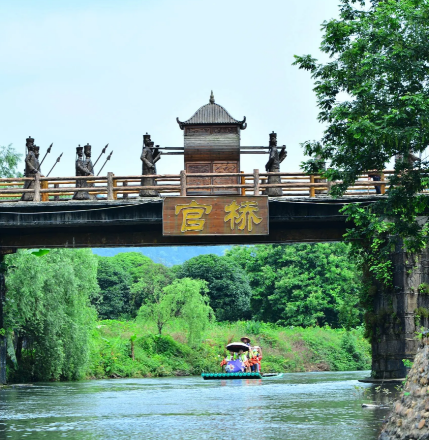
[0,371,395,440]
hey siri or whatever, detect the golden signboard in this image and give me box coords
[163,196,269,236]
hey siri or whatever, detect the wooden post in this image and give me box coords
[309,175,315,198]
[253,169,260,195]
[122,180,128,199]
[180,170,187,196]
[112,175,118,200]
[381,172,386,195]
[241,171,245,196]
[41,180,49,202]
[107,172,114,200]
[34,173,41,202]
[54,183,59,201]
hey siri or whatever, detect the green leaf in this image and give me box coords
[31,249,50,257]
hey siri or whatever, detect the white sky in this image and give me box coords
[0,0,340,177]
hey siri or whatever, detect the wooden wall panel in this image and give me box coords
[184,125,240,149]
[212,162,239,194]
[186,163,211,195]
[184,149,239,162]
[183,124,241,195]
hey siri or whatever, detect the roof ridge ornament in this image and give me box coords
[209,90,215,104]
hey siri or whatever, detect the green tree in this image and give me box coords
[95,257,133,320]
[129,263,175,311]
[293,0,429,281]
[4,249,98,381]
[137,277,213,346]
[137,283,177,336]
[175,254,252,321]
[227,244,363,327]
[95,253,171,318]
[107,252,153,283]
[163,278,213,346]
[0,144,22,177]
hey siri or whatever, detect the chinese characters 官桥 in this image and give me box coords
[174,199,263,233]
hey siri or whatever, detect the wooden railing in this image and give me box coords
[0,170,396,202]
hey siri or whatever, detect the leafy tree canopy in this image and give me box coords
[4,249,98,381]
[130,263,175,311]
[96,253,174,318]
[0,144,22,178]
[137,277,213,345]
[294,0,429,280]
[95,257,133,320]
[107,252,153,283]
[175,254,252,321]
[226,243,363,328]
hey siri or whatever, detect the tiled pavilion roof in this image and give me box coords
[177,91,247,129]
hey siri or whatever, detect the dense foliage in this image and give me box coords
[137,278,213,346]
[293,0,429,283]
[0,144,22,178]
[95,252,173,319]
[175,254,252,321]
[96,257,133,319]
[226,244,363,328]
[2,243,365,382]
[130,262,175,312]
[4,249,98,381]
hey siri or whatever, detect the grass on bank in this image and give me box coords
[86,320,371,379]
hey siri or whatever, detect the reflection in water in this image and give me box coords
[0,371,396,440]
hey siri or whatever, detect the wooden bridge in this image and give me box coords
[0,168,424,384]
[0,169,391,201]
[0,169,389,250]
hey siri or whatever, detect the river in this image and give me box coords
[0,371,396,439]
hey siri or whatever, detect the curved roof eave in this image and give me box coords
[176,93,247,130]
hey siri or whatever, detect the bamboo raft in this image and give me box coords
[201,372,283,380]
[202,372,262,380]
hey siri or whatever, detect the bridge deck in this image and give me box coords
[0,196,378,249]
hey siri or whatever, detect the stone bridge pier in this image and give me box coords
[371,244,429,380]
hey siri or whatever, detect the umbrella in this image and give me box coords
[226,342,250,353]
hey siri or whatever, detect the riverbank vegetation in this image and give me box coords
[3,243,370,382]
[87,320,370,379]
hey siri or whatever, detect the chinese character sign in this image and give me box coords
[224,200,263,232]
[175,200,213,232]
[163,196,268,236]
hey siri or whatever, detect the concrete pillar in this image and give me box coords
[0,254,6,384]
[371,243,429,379]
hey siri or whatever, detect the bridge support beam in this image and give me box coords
[371,243,429,379]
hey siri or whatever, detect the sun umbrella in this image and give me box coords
[226,342,250,353]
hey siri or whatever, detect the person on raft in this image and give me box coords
[240,336,251,348]
[220,337,262,373]
[241,337,262,373]
[250,346,262,372]
[238,349,251,373]
[222,353,244,373]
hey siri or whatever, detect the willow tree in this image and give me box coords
[137,278,213,346]
[4,249,99,381]
[294,0,429,281]
[163,278,214,346]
